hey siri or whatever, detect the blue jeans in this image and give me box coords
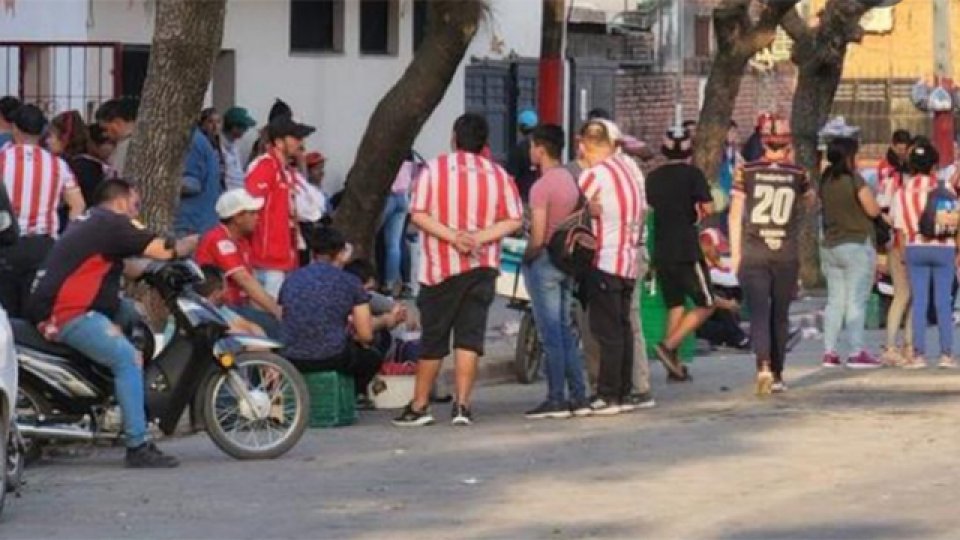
[522,253,586,403]
[820,240,876,355]
[234,305,281,339]
[380,193,409,286]
[255,269,286,299]
[59,310,147,448]
[906,245,957,357]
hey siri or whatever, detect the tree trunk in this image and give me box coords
[693,0,799,184]
[127,0,227,235]
[332,1,487,258]
[783,0,870,286]
[538,0,565,125]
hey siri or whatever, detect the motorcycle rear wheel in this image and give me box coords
[201,352,309,460]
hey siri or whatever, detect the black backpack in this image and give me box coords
[546,178,596,280]
[918,180,958,240]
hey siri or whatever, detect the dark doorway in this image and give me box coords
[120,45,150,100]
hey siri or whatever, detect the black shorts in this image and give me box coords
[658,260,714,309]
[417,268,498,358]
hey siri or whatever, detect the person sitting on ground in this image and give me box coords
[343,258,409,354]
[196,265,265,336]
[279,225,397,406]
[696,228,750,351]
[195,189,283,337]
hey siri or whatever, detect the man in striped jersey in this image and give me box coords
[393,114,523,427]
[577,119,646,415]
[0,104,85,317]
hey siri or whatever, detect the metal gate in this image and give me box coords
[465,59,538,163]
[0,42,121,119]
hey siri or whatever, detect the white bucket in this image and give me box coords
[369,375,415,409]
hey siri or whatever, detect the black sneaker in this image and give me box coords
[451,403,473,426]
[785,326,802,353]
[589,396,621,416]
[392,402,435,427]
[655,342,687,379]
[625,392,656,409]
[666,365,692,383]
[524,401,572,420]
[125,442,179,469]
[570,398,593,417]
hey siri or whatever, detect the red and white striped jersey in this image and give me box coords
[0,144,77,237]
[891,174,955,247]
[579,153,646,279]
[410,151,523,286]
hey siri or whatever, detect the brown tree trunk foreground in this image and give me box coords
[782,0,870,287]
[693,0,799,185]
[127,0,227,235]
[333,1,487,258]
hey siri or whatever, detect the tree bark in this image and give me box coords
[692,0,799,184]
[332,1,487,258]
[538,0,565,125]
[127,0,227,235]
[783,0,869,287]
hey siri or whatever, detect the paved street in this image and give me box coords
[5,327,960,539]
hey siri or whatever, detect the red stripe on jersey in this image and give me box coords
[454,151,470,273]
[40,255,112,337]
[436,154,452,282]
[10,145,23,221]
[474,153,492,269]
[603,161,629,276]
[27,147,43,231]
[610,156,641,277]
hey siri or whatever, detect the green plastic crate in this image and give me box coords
[305,371,357,428]
[642,211,695,362]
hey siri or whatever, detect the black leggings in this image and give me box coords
[739,260,798,377]
[290,343,384,396]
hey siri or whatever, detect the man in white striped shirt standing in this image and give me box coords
[0,104,85,317]
[577,119,646,415]
[393,114,523,427]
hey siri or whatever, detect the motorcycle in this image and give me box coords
[13,260,309,461]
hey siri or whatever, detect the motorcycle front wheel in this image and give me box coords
[201,352,309,460]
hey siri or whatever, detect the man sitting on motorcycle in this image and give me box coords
[27,178,198,468]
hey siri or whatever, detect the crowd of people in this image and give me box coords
[1,91,959,466]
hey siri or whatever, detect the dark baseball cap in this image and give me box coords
[13,104,46,136]
[223,106,256,129]
[266,116,315,141]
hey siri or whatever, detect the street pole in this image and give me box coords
[932,0,954,165]
[674,0,684,130]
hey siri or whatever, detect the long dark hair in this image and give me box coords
[822,137,859,182]
[50,110,91,158]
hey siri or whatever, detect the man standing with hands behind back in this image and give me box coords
[393,113,523,427]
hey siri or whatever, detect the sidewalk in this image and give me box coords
[433,292,830,388]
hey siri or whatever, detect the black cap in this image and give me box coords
[13,104,46,136]
[266,116,315,141]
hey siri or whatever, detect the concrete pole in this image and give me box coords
[674,0,684,129]
[932,0,954,165]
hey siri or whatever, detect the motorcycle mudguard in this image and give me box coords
[17,347,110,414]
[144,336,215,435]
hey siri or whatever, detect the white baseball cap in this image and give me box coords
[216,189,264,219]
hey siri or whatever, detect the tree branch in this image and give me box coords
[713,0,752,52]
[742,0,801,53]
[779,9,813,44]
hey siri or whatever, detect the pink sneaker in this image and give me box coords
[846,351,883,370]
[822,352,842,368]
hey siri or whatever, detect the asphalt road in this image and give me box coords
[4,330,960,539]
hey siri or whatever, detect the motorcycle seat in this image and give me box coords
[10,318,79,358]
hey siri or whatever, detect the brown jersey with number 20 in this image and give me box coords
[732,160,810,264]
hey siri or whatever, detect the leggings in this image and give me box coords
[905,245,956,358]
[885,246,913,351]
[739,259,799,377]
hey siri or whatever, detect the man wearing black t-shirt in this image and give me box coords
[646,129,715,381]
[28,178,197,468]
[728,115,814,395]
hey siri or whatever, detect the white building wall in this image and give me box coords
[79,0,541,191]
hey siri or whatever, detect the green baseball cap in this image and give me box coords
[223,106,256,129]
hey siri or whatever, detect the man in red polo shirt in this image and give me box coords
[245,116,316,298]
[393,113,523,427]
[196,189,282,336]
